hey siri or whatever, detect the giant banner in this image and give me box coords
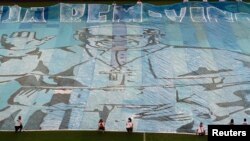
[0,2,250,132]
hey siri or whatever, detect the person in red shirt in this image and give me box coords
[98,119,105,131]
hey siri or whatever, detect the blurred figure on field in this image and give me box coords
[242,118,248,125]
[229,119,234,125]
[126,117,133,133]
[196,122,205,136]
[15,116,23,133]
[137,0,142,4]
[98,119,105,131]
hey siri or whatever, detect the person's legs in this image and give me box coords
[19,125,23,132]
[15,126,18,133]
[128,128,133,133]
[99,127,105,131]
[198,132,205,136]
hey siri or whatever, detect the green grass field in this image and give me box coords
[0,131,207,141]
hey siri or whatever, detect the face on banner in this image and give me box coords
[74,25,162,49]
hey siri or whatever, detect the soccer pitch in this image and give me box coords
[0,131,207,141]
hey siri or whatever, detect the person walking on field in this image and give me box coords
[98,119,105,131]
[242,118,248,125]
[229,119,234,125]
[196,122,205,136]
[126,117,133,133]
[15,116,23,133]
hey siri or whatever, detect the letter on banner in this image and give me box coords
[87,4,110,23]
[60,3,85,22]
[113,3,143,22]
[235,13,250,22]
[148,10,162,18]
[2,5,21,23]
[22,7,46,22]
[165,7,186,22]
[207,7,234,22]
[190,7,207,22]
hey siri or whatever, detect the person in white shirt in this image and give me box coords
[15,116,23,133]
[126,117,133,133]
[243,118,248,125]
[196,122,205,136]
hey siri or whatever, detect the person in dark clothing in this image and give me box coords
[126,117,133,133]
[98,119,105,131]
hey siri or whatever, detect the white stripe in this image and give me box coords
[143,132,146,141]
